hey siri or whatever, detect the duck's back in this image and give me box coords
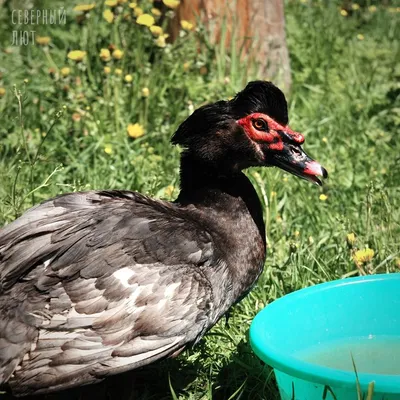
[0,190,220,395]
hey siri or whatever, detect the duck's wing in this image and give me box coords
[0,190,218,395]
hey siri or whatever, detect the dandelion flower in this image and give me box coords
[357,34,364,40]
[136,13,155,27]
[105,0,118,7]
[112,49,124,60]
[183,61,191,71]
[128,2,137,8]
[60,67,70,77]
[352,3,360,10]
[73,3,96,12]
[99,48,111,61]
[67,50,86,61]
[319,194,328,201]
[36,36,51,45]
[353,248,374,266]
[124,74,133,83]
[180,20,194,31]
[115,68,123,75]
[104,145,113,154]
[155,35,167,48]
[270,191,277,197]
[150,25,163,36]
[163,0,180,9]
[346,233,356,247]
[0,87,5,97]
[103,9,114,23]
[127,123,144,139]
[133,7,143,17]
[104,66,111,74]
[151,8,161,17]
[141,87,150,97]
[165,185,175,197]
[340,9,348,17]
[322,137,328,143]
[368,5,377,12]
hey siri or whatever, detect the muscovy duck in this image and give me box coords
[0,81,327,396]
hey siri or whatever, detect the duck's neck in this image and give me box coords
[176,153,266,244]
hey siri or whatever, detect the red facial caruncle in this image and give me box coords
[237,113,305,151]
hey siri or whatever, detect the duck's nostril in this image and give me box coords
[290,145,302,157]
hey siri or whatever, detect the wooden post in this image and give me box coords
[167,0,292,92]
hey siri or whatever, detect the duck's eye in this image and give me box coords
[252,119,268,131]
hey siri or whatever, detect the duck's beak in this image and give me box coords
[270,144,328,186]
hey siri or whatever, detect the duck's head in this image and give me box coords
[172,81,327,186]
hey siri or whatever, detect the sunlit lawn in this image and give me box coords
[0,0,399,399]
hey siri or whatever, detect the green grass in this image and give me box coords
[0,0,399,399]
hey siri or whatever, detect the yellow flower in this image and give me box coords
[105,0,118,6]
[180,20,194,31]
[357,34,364,41]
[163,0,179,9]
[340,9,348,17]
[36,36,51,45]
[150,25,163,36]
[127,123,144,139]
[346,233,356,247]
[104,66,111,74]
[322,137,328,143]
[151,8,161,16]
[165,185,175,198]
[270,191,277,197]
[124,74,133,82]
[133,7,143,17]
[353,248,374,266]
[156,35,167,48]
[104,145,113,154]
[103,9,114,23]
[24,79,29,84]
[395,258,400,268]
[351,3,360,10]
[100,48,111,61]
[319,194,328,201]
[115,68,123,75]
[141,87,150,97]
[60,67,70,77]
[67,50,86,61]
[128,2,137,8]
[73,3,96,12]
[0,87,5,97]
[368,5,377,12]
[112,49,124,60]
[136,13,155,27]
[294,230,300,237]
[183,61,191,71]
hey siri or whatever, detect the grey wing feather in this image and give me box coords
[0,190,217,395]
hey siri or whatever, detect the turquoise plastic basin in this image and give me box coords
[250,274,400,400]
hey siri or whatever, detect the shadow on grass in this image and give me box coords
[211,340,279,400]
